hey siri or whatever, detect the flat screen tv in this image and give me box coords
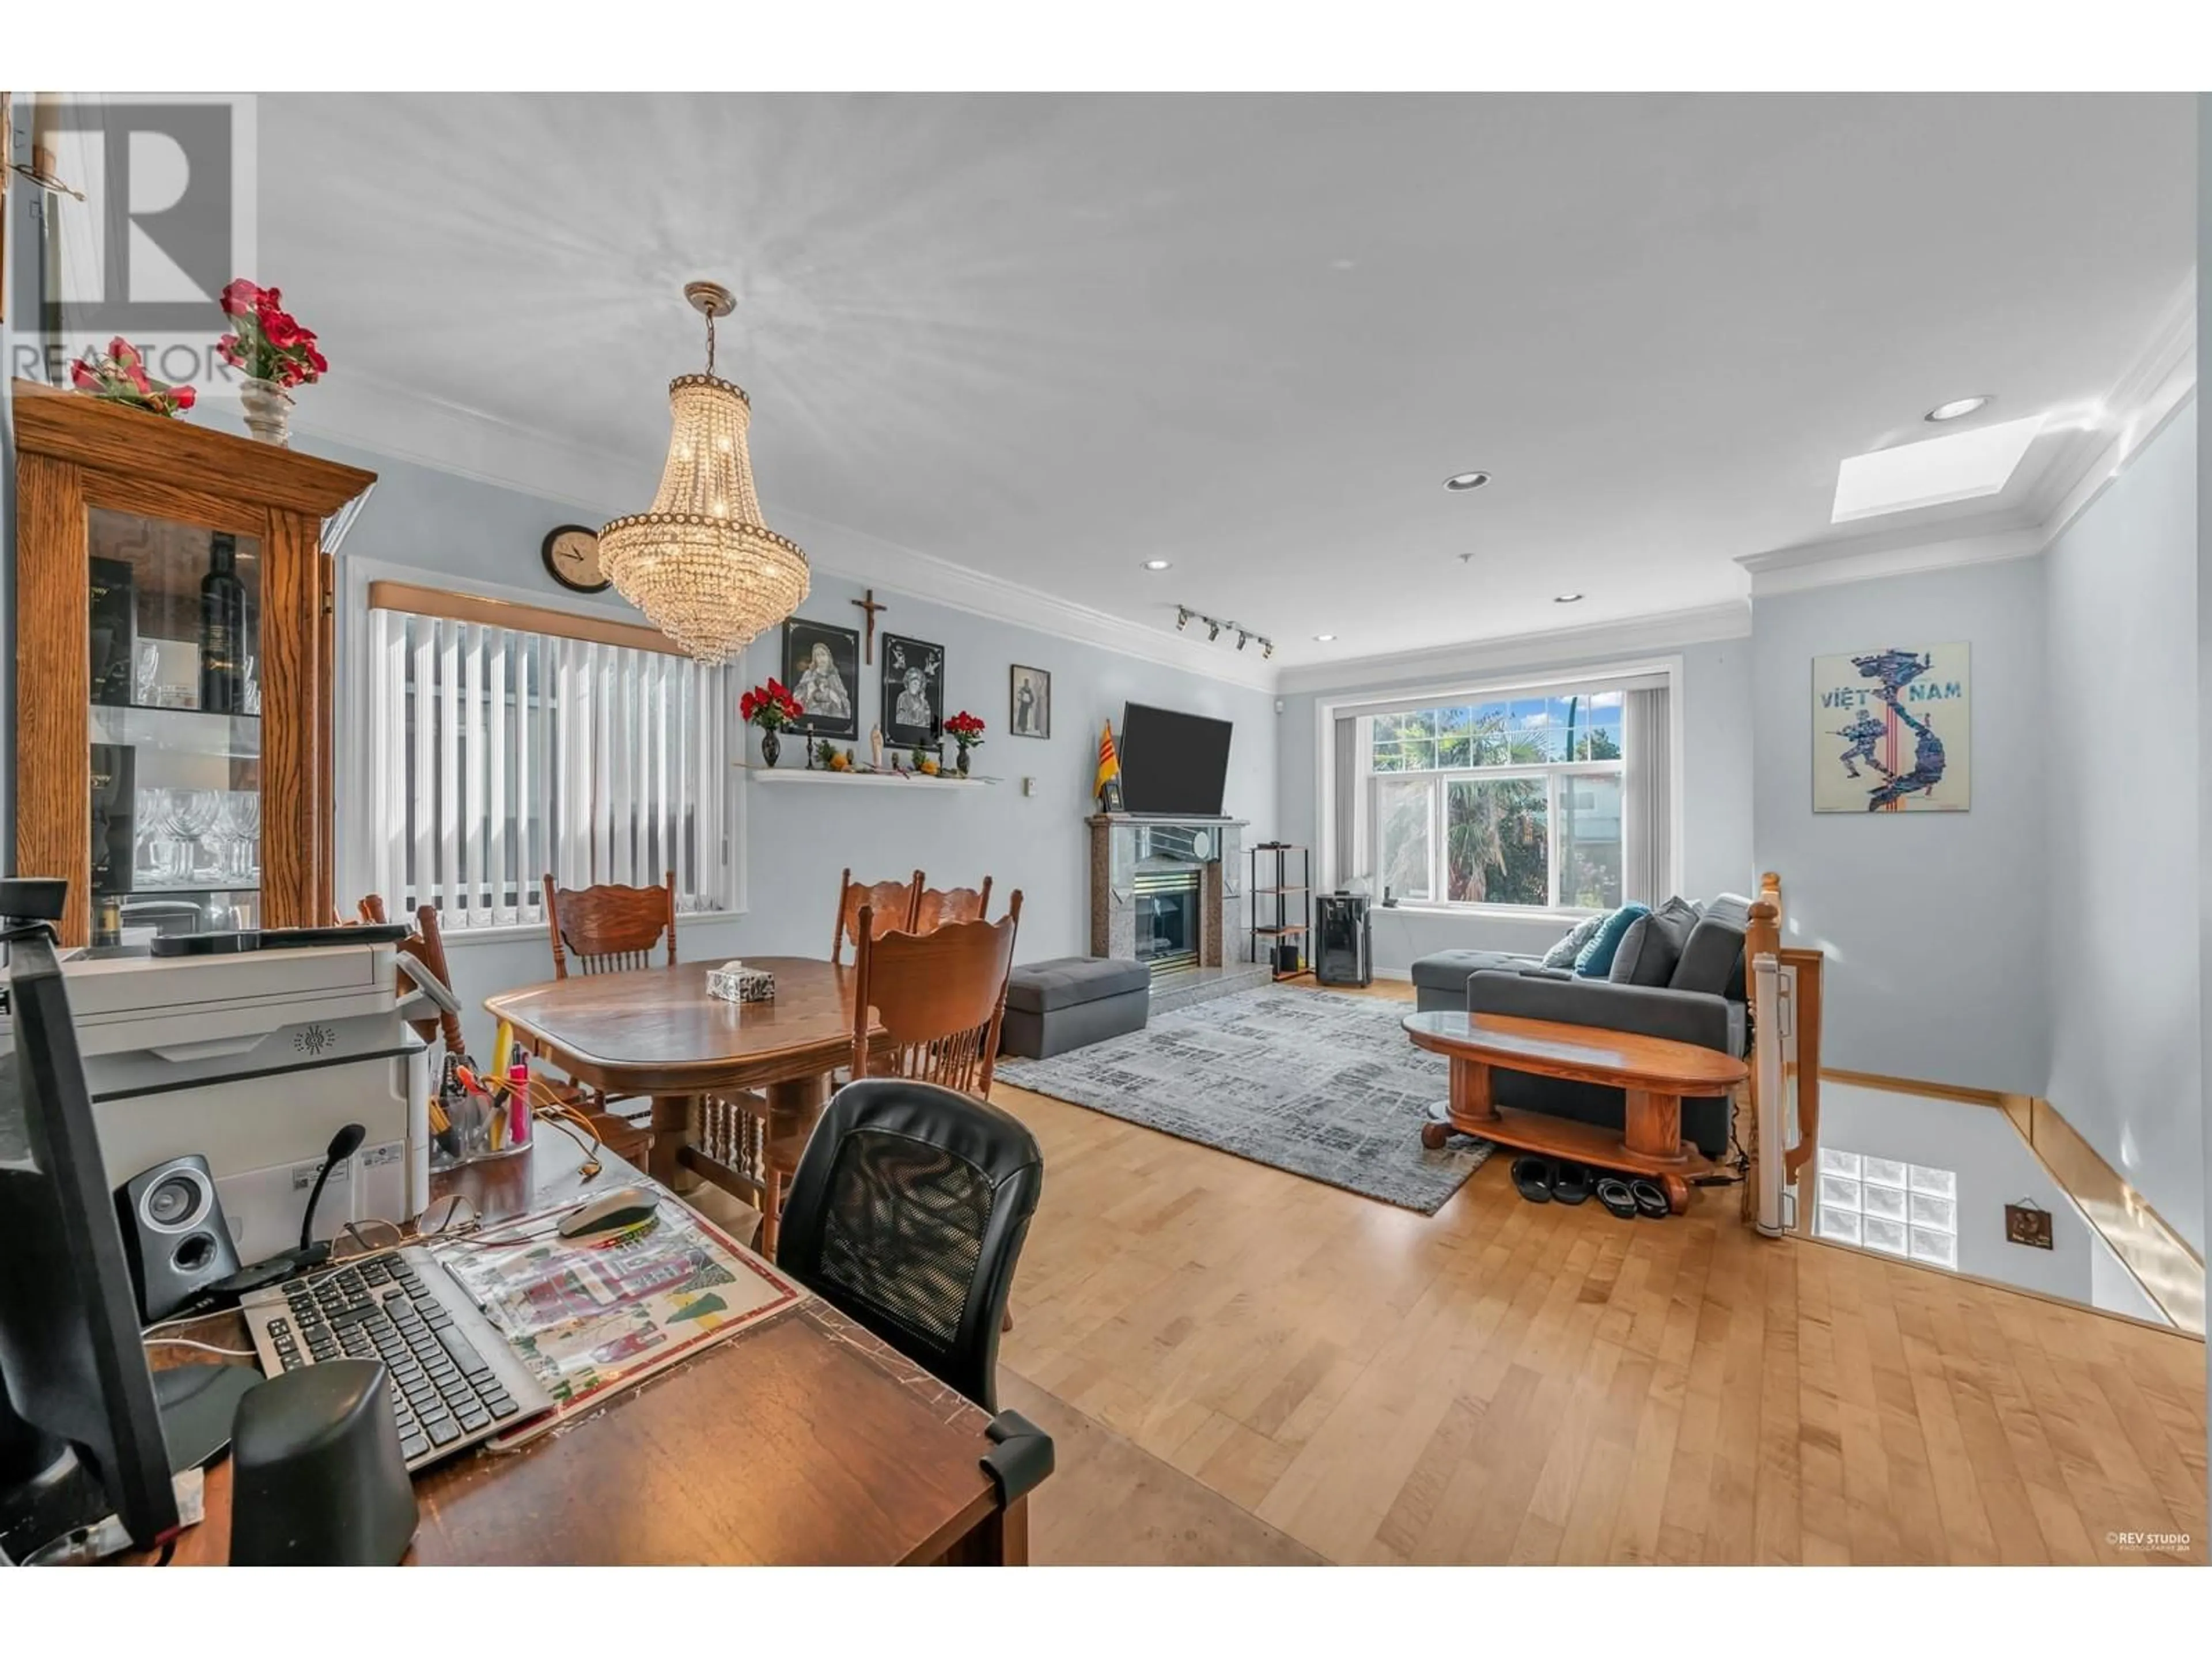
[1119,703,1233,817]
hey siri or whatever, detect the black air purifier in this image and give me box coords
[1314,894,1372,988]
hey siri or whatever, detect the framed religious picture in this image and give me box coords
[781,616,861,740]
[880,632,945,748]
[1009,664,1051,738]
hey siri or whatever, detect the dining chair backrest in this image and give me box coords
[354,893,465,1056]
[832,868,923,964]
[850,893,1021,1100]
[913,876,993,935]
[543,871,677,978]
[775,1076,1043,1411]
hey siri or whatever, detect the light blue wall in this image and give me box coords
[2043,402,2199,1252]
[313,440,1278,1052]
[1751,557,2051,1094]
[1277,635,1755,972]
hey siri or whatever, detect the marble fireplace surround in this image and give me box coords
[1086,814,1270,1012]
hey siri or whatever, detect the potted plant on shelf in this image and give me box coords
[69,339,198,417]
[944,710,986,777]
[217,279,328,446]
[741,678,804,768]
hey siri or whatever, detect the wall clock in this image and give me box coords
[541,524,609,594]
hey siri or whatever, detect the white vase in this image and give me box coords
[239,376,294,446]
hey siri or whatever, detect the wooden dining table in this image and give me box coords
[484,955,886,1211]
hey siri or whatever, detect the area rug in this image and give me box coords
[994,985,1491,1213]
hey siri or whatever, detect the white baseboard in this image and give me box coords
[1370,965,1412,982]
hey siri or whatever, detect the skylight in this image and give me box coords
[1830,414,2046,523]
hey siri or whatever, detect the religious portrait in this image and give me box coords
[781,617,861,739]
[880,632,945,748]
[1009,664,1051,738]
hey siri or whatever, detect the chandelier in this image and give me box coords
[599,281,809,663]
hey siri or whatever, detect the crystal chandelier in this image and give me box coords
[599,281,809,663]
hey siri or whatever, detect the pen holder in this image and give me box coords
[428,1084,531,1169]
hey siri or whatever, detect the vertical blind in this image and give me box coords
[364,603,735,931]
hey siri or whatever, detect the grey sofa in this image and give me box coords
[1413,895,1751,1158]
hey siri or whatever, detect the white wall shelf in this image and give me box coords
[740,766,997,789]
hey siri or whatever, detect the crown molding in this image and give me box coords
[1274,601,1751,697]
[773,506,1281,692]
[1741,521,2046,598]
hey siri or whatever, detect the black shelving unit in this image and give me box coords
[1248,843,1312,980]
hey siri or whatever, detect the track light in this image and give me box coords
[1176,606,1190,632]
[1207,622,1221,642]
[1236,631,1249,651]
[1175,605,1274,662]
[1262,640,1274,659]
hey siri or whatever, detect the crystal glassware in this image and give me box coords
[218,791,262,880]
[169,789,221,882]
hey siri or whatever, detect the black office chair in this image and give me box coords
[775,1078,1044,1412]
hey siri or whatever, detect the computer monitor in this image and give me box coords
[0,884,180,1557]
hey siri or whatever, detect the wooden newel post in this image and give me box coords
[1742,878,1783,1230]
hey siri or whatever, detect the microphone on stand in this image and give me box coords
[209,1122,368,1302]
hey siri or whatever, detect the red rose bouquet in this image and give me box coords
[69,338,198,416]
[740,679,805,732]
[944,710,987,751]
[217,278,329,389]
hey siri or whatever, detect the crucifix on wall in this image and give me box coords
[851,588,888,664]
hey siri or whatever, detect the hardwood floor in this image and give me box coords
[991,981,2207,1566]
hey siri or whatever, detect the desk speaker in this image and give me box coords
[115,1154,241,1322]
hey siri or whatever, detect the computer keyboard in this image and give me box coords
[240,1245,552,1472]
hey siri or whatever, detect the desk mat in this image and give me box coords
[427,1181,808,1451]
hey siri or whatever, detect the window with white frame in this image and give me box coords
[358,594,737,933]
[1815,1147,1958,1270]
[1366,688,1628,911]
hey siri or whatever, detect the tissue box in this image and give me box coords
[707,961,776,1003]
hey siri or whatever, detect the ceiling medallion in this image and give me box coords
[599,281,810,663]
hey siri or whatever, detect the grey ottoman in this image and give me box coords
[1001,956,1150,1059]
[1409,948,1547,1012]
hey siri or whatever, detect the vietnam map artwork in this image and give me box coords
[1811,643,1969,813]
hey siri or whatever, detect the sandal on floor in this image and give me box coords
[1596,1176,1638,1219]
[1551,1162,1592,1205]
[1630,1178,1671,1218]
[1510,1156,1556,1203]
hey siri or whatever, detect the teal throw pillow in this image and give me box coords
[1574,903,1650,978]
[1541,912,1605,969]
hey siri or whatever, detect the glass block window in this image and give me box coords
[1815,1147,1957,1270]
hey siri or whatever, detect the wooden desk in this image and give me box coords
[485,956,884,1215]
[148,1131,1027,1565]
[1403,1009,1748,1213]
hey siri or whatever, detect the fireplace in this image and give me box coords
[1088,813,1269,1010]
[1133,866,1202,978]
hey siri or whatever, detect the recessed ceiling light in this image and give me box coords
[1444,471,1491,491]
[1142,558,1172,570]
[1925,395,1991,423]
[1313,632,1336,642]
[1553,593,1584,604]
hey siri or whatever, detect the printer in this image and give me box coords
[0,942,431,1267]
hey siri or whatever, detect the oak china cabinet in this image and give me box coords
[12,379,377,947]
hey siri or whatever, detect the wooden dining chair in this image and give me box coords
[914,876,993,934]
[542,870,678,978]
[831,869,924,965]
[851,893,1022,1097]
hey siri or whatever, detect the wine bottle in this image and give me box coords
[199,532,247,713]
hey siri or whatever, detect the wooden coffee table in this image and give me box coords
[1402,1009,1749,1213]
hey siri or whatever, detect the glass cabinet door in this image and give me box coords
[85,507,264,944]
